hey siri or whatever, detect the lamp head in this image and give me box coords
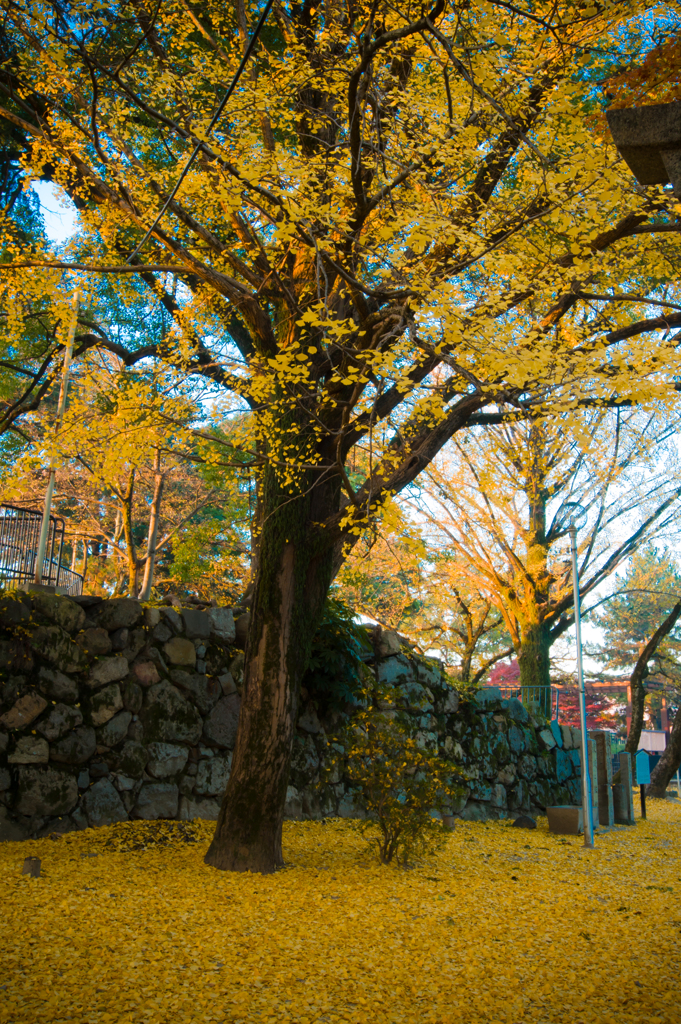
[554,500,588,533]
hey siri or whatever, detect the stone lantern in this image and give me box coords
[606,100,681,195]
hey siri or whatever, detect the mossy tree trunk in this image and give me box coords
[204,463,337,873]
[516,435,552,690]
[648,702,681,798]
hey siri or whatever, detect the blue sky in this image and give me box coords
[32,181,78,244]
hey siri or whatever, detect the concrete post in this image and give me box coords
[589,731,614,826]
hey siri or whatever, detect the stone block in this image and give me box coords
[93,598,143,630]
[606,101,681,193]
[37,667,79,702]
[0,692,48,730]
[508,724,526,754]
[496,763,516,786]
[570,726,581,749]
[0,638,32,673]
[163,637,196,667]
[122,680,143,714]
[141,682,202,744]
[144,607,161,628]
[31,591,86,633]
[161,607,183,632]
[459,801,492,822]
[182,608,211,639]
[298,705,322,733]
[550,720,563,747]
[508,780,530,811]
[88,683,124,726]
[82,779,128,827]
[561,725,573,750]
[179,796,220,821]
[0,592,30,629]
[194,754,231,796]
[547,805,583,835]
[153,623,172,643]
[133,782,179,820]
[15,766,78,816]
[96,710,133,748]
[377,655,415,687]
[86,656,129,691]
[614,751,635,825]
[589,738,599,825]
[490,783,507,808]
[395,680,432,711]
[50,726,97,765]
[538,728,556,751]
[414,656,441,689]
[218,672,237,696]
[169,669,221,714]
[438,687,459,714]
[590,731,614,826]
[475,687,502,707]
[376,628,402,657]
[469,779,492,802]
[503,697,530,724]
[132,661,160,687]
[32,625,88,672]
[8,735,49,763]
[76,627,112,656]
[117,740,148,778]
[207,607,235,643]
[36,703,83,742]
[0,768,10,791]
[555,748,573,783]
[146,742,189,778]
[202,693,241,748]
[529,777,554,809]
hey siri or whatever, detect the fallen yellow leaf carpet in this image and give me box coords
[1,800,679,1024]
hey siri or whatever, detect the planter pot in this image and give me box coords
[547,805,583,835]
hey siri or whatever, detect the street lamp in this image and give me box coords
[554,500,594,849]
[606,100,681,195]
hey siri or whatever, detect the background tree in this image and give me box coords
[0,0,680,872]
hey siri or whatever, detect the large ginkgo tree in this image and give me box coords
[0,0,679,871]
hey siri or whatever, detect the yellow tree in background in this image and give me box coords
[0,0,680,871]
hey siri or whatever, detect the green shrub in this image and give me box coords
[303,597,373,710]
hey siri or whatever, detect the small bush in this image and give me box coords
[303,597,372,710]
[340,685,467,865]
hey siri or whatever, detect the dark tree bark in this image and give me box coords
[204,465,337,872]
[624,601,681,756]
[648,702,681,798]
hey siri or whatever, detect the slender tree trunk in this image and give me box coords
[518,619,551,688]
[647,702,681,798]
[138,452,165,601]
[624,601,681,755]
[118,469,138,597]
[204,466,337,873]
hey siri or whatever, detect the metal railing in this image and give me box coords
[486,684,560,720]
[0,504,83,596]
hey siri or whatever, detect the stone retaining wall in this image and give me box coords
[0,591,583,840]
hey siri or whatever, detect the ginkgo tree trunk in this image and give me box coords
[0,0,680,872]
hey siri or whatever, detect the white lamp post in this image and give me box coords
[555,500,594,849]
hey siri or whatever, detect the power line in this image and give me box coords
[126,0,275,264]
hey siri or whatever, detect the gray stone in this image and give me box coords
[131,661,160,687]
[153,623,172,643]
[285,784,304,819]
[469,779,492,802]
[395,680,432,711]
[515,754,537,781]
[37,666,78,702]
[459,800,492,822]
[122,680,143,714]
[163,637,196,667]
[161,607,183,632]
[414,657,441,689]
[475,687,501,707]
[512,815,537,829]
[550,719,563,748]
[202,694,241,748]
[50,726,97,765]
[144,607,161,628]
[133,782,179,819]
[110,627,129,652]
[0,692,48,730]
[31,590,86,633]
[508,780,530,811]
[218,672,237,696]
[571,726,581,749]
[77,770,89,789]
[207,607,235,643]
[93,598,143,630]
[8,735,49,763]
[31,625,88,672]
[76,627,112,656]
[503,698,529,724]
[179,796,220,821]
[538,728,556,751]
[496,763,516,786]
[146,742,189,778]
[194,754,231,796]
[489,783,507,808]
[234,612,250,648]
[96,710,133,748]
[607,101,681,194]
[0,768,10,791]
[561,724,573,750]
[169,669,221,714]
[298,704,321,733]
[0,806,29,841]
[529,777,554,809]
[438,687,460,714]
[182,608,211,639]
[112,774,138,792]
[0,592,30,629]
[507,724,526,754]
[36,703,83,741]
[86,656,129,691]
[377,655,414,687]
[117,740,148,778]
[555,748,573,783]
[547,805,582,835]
[16,766,78,816]
[141,682,202,744]
[82,779,128,827]
[88,683,124,726]
[376,628,402,657]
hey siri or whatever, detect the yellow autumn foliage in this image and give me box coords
[1,801,679,1024]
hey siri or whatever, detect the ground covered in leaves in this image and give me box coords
[1,801,680,1024]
